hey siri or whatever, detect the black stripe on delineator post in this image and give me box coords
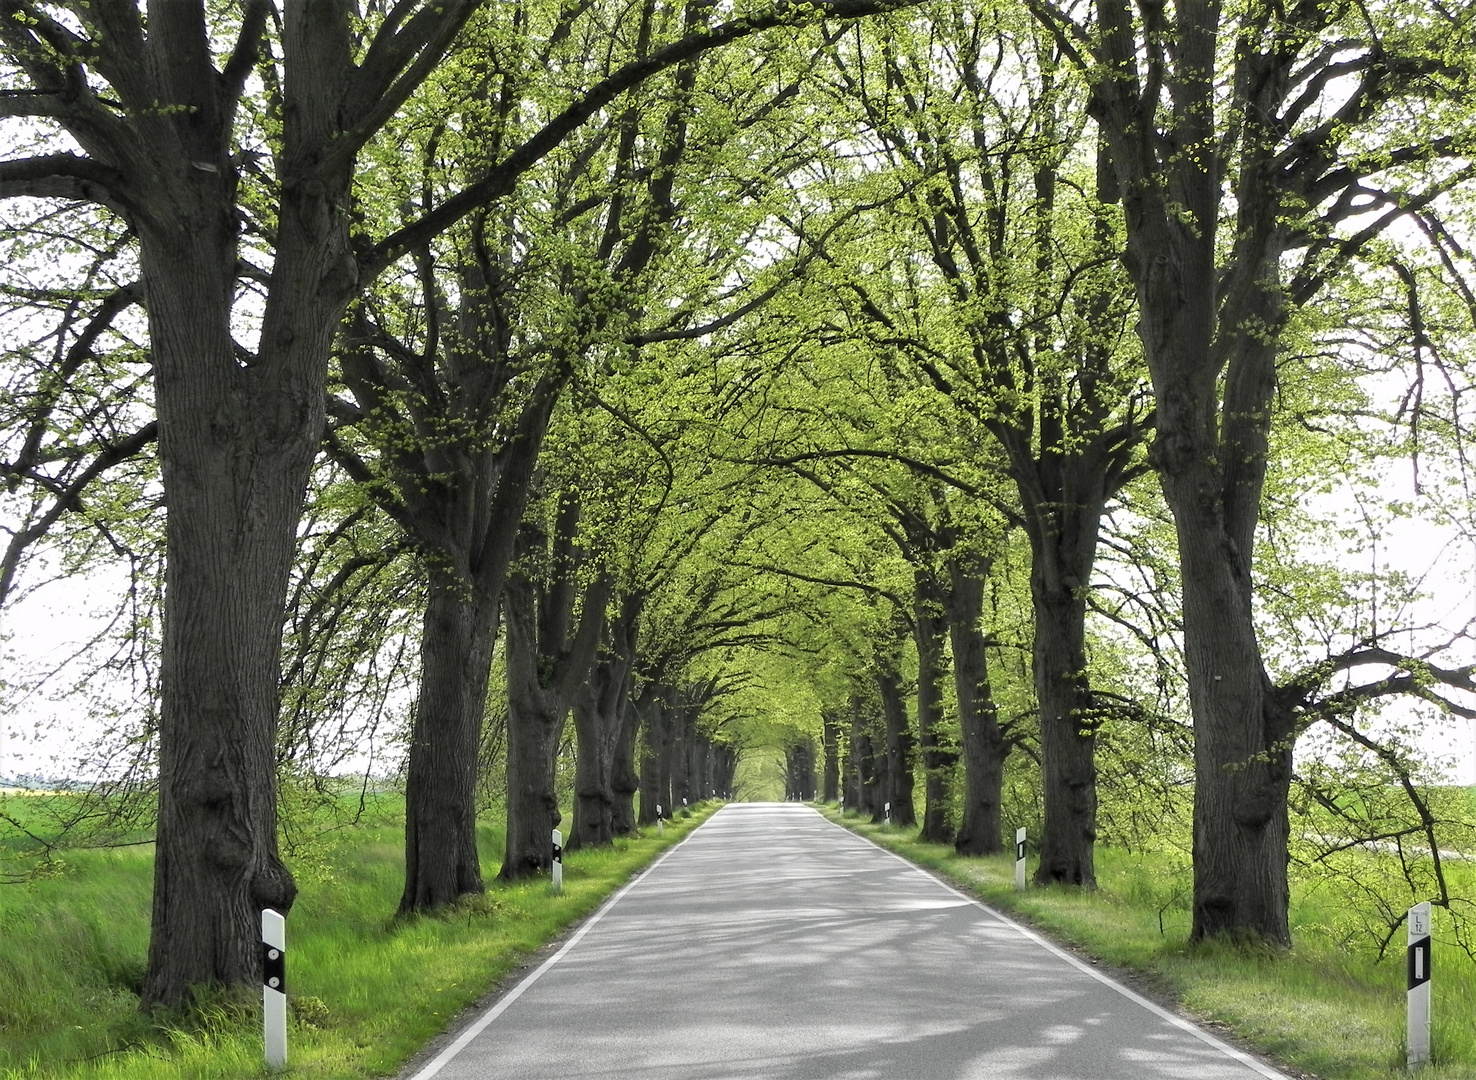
[262,907,287,1071]
[1408,935,1431,990]
[1407,900,1431,1069]
[263,942,286,993]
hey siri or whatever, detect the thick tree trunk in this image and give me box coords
[501,591,565,879]
[712,744,737,799]
[611,697,642,833]
[876,665,915,826]
[845,698,864,811]
[1031,571,1097,887]
[822,710,841,802]
[569,595,638,849]
[142,155,345,1002]
[670,704,692,809]
[948,557,1006,855]
[1089,0,1299,944]
[568,661,622,851]
[637,692,667,823]
[915,570,954,843]
[1168,471,1293,942]
[399,573,497,912]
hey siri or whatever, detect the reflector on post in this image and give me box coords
[1408,901,1431,1069]
[262,908,287,1070]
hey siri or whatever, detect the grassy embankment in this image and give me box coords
[824,803,1476,1080]
[0,794,716,1079]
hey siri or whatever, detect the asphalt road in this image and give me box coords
[406,803,1288,1080]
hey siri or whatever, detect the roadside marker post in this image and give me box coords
[1014,828,1027,891]
[1408,901,1431,1069]
[884,801,891,826]
[551,829,563,894]
[261,908,287,1071]
[656,804,664,836]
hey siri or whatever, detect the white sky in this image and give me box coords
[3,501,1472,785]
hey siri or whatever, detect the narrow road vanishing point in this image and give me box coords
[404,804,1289,1080]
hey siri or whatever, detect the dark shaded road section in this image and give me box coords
[406,803,1287,1080]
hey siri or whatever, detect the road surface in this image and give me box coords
[405,803,1287,1080]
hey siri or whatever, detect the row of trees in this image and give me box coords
[3,0,1475,1007]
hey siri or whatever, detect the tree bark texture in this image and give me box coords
[399,573,498,912]
[568,658,624,850]
[502,580,567,879]
[637,688,670,824]
[845,696,866,811]
[947,555,1006,855]
[499,503,609,880]
[914,569,954,843]
[1030,555,1098,887]
[139,3,372,1000]
[711,744,737,799]
[1091,0,1304,943]
[611,693,643,833]
[822,710,841,802]
[568,593,640,849]
[876,662,916,826]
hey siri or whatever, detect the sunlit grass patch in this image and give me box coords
[0,799,717,1079]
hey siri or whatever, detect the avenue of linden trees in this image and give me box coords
[1,1,1475,1078]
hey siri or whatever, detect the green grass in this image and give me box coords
[824,806,1476,1080]
[0,797,717,1079]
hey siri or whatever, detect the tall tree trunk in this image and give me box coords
[568,593,639,849]
[399,573,498,912]
[948,555,1006,855]
[656,690,676,815]
[1170,459,1293,940]
[568,659,622,851]
[612,696,642,833]
[502,581,566,878]
[671,702,692,809]
[1030,558,1097,887]
[915,568,954,843]
[845,696,865,811]
[498,503,609,880]
[637,689,669,823]
[143,137,349,1002]
[876,663,915,826]
[1091,4,1299,938]
[822,710,841,802]
[712,744,737,799]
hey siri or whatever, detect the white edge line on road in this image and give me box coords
[815,808,1293,1080]
[405,810,722,1080]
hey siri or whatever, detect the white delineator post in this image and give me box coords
[1014,828,1027,891]
[261,908,287,1070]
[883,801,891,826]
[551,828,564,894]
[656,804,664,836]
[1408,901,1432,1069]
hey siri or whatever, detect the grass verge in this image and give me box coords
[0,799,717,1079]
[823,806,1476,1080]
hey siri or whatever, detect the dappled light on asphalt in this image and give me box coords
[417,805,1282,1080]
